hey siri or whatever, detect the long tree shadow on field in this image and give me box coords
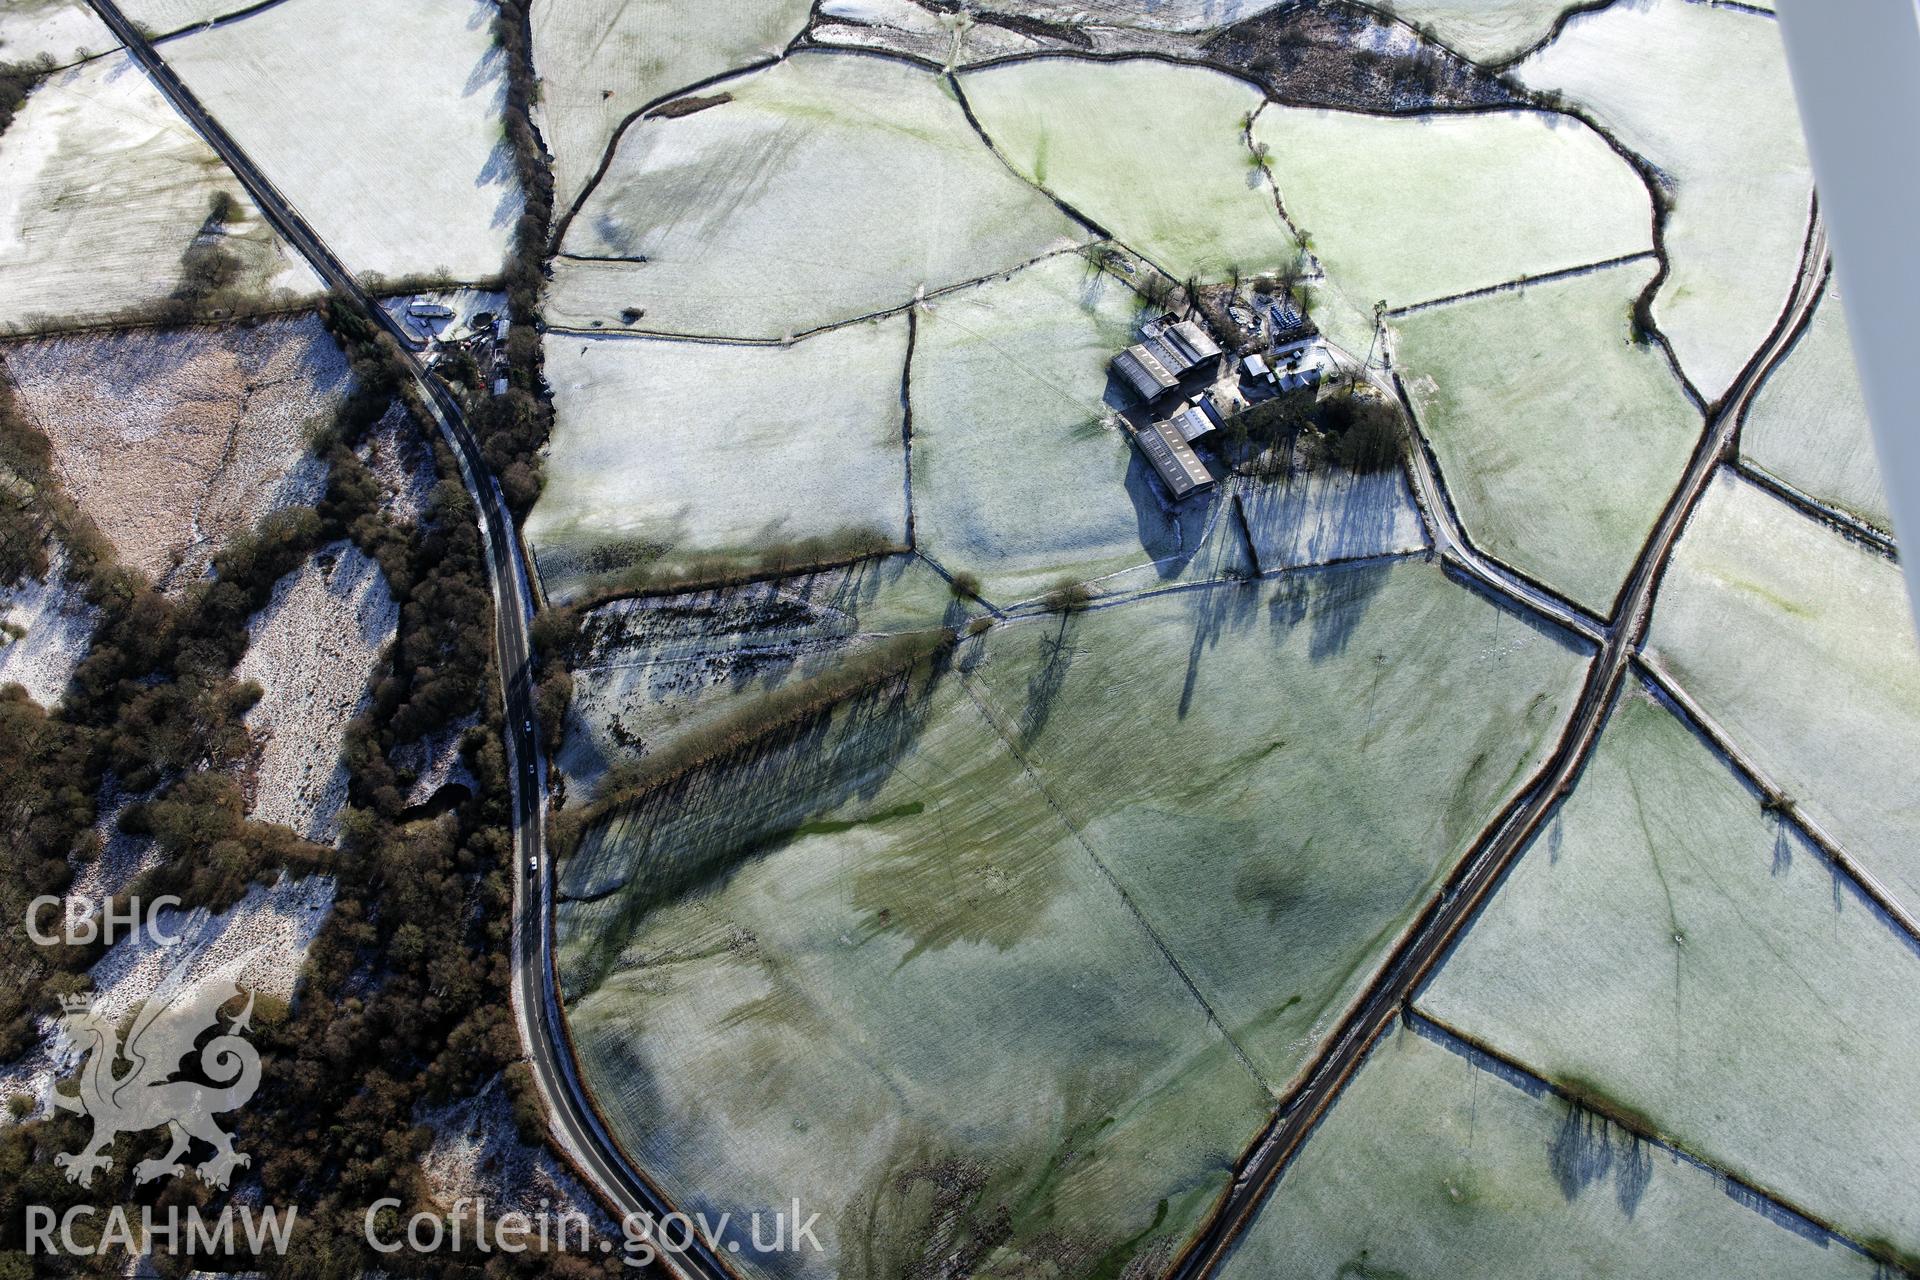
[1267,560,1392,665]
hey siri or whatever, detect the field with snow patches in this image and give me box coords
[969,0,1287,31]
[1218,1019,1878,1280]
[1255,104,1649,347]
[119,0,261,34]
[1423,689,1920,1262]
[0,55,318,333]
[960,58,1294,283]
[552,50,1084,339]
[559,668,1273,1280]
[553,560,1585,1276]
[1392,258,1702,614]
[525,319,911,601]
[557,556,956,801]
[1741,286,1889,532]
[0,564,98,709]
[1647,473,1920,924]
[164,0,521,284]
[531,0,814,213]
[1516,0,1811,400]
[235,542,397,844]
[0,0,115,64]
[1,316,345,588]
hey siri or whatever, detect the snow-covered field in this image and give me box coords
[1,315,346,587]
[553,51,1084,339]
[235,542,397,843]
[0,55,319,333]
[0,563,98,709]
[527,319,911,600]
[960,58,1292,283]
[1377,0,1583,65]
[117,0,259,35]
[0,0,116,64]
[1392,258,1702,614]
[1516,0,1811,400]
[164,0,521,284]
[1740,286,1889,532]
[531,0,814,213]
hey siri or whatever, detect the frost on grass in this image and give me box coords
[113,0,261,34]
[1,315,345,588]
[1254,104,1650,354]
[418,1075,617,1240]
[967,0,1288,32]
[557,555,955,802]
[1646,473,1920,924]
[1424,689,1920,1262]
[1516,0,1811,399]
[959,57,1294,282]
[1218,1019,1877,1280]
[355,402,438,530]
[1374,0,1588,66]
[551,51,1084,339]
[1740,285,1889,533]
[0,562,98,709]
[558,669,1273,1280]
[235,542,397,844]
[1391,258,1702,615]
[0,55,319,333]
[165,0,521,283]
[0,0,116,65]
[525,319,910,602]
[532,0,814,213]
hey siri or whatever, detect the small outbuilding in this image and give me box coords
[1132,417,1215,501]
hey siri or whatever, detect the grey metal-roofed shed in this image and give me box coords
[1133,418,1215,500]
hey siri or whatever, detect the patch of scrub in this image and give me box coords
[165,0,521,283]
[558,668,1273,1280]
[559,556,957,801]
[1423,688,1920,1261]
[552,51,1084,339]
[1392,258,1702,614]
[959,57,1294,282]
[0,55,319,333]
[525,319,911,602]
[419,1074,615,1239]
[1,315,345,588]
[532,0,814,213]
[235,542,397,844]
[1516,0,1811,400]
[965,561,1588,1083]
[0,564,98,709]
[1646,473,1920,924]
[1375,0,1588,65]
[1254,103,1650,349]
[1218,1018,1877,1280]
[1740,286,1888,533]
[0,0,116,65]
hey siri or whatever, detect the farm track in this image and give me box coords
[1166,209,1835,1279]
[82,5,736,1277]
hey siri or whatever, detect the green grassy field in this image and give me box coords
[1393,259,1703,614]
[1423,687,1920,1261]
[1219,1018,1878,1279]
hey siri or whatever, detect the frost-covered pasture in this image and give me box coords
[0,564,98,710]
[0,55,318,333]
[1391,258,1702,614]
[235,542,397,844]
[1,315,345,588]
[531,0,814,214]
[526,319,911,601]
[551,51,1084,339]
[0,0,116,65]
[1647,474,1920,925]
[164,0,522,284]
[959,58,1293,283]
[1424,690,1920,1263]
[1740,286,1889,533]
[1374,0,1586,66]
[1515,0,1812,400]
